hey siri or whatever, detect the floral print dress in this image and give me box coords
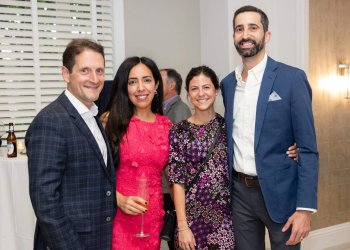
[168,114,235,250]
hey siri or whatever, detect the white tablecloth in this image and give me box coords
[0,149,36,250]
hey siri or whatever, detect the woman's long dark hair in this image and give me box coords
[104,56,163,166]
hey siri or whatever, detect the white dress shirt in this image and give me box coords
[232,54,268,176]
[65,90,108,165]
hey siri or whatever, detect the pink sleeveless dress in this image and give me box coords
[111,115,172,250]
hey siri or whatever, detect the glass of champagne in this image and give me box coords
[135,177,149,238]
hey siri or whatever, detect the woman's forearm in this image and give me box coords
[172,183,188,229]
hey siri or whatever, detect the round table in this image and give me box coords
[0,149,35,250]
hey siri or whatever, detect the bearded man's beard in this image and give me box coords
[235,36,265,57]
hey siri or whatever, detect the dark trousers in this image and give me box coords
[232,178,301,250]
[163,193,175,250]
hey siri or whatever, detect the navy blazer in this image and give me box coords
[26,93,116,250]
[221,57,319,223]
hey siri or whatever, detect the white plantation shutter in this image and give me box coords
[0,0,115,139]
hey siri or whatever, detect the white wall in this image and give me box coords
[229,0,308,71]
[112,0,126,74]
[200,0,309,114]
[123,0,201,104]
[200,0,309,72]
[199,0,231,80]
[120,0,308,114]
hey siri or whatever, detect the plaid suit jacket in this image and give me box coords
[26,93,116,250]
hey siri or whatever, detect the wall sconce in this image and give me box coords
[337,60,350,99]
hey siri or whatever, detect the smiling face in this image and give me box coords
[187,74,217,112]
[127,63,158,113]
[233,11,270,58]
[62,49,105,108]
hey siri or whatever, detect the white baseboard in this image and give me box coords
[265,222,350,250]
[302,222,350,250]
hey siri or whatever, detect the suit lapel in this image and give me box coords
[96,117,115,177]
[222,72,236,179]
[58,94,113,182]
[254,57,277,150]
[225,73,236,141]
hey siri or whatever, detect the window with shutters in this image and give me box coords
[0,0,115,139]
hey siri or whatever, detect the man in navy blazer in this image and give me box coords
[26,39,116,250]
[221,6,319,250]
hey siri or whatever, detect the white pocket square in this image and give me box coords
[268,91,282,102]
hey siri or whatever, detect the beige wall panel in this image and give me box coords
[309,0,350,230]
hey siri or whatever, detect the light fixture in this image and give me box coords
[338,61,347,76]
[337,60,350,99]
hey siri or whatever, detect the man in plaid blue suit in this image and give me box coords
[26,39,116,250]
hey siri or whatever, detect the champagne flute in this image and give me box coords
[135,177,149,238]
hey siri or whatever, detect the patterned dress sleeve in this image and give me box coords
[168,122,187,184]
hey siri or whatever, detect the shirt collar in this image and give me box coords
[235,53,268,84]
[65,89,99,117]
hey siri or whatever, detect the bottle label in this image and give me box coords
[7,142,14,154]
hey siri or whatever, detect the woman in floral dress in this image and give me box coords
[168,66,235,250]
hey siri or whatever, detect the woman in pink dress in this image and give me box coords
[103,56,172,249]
